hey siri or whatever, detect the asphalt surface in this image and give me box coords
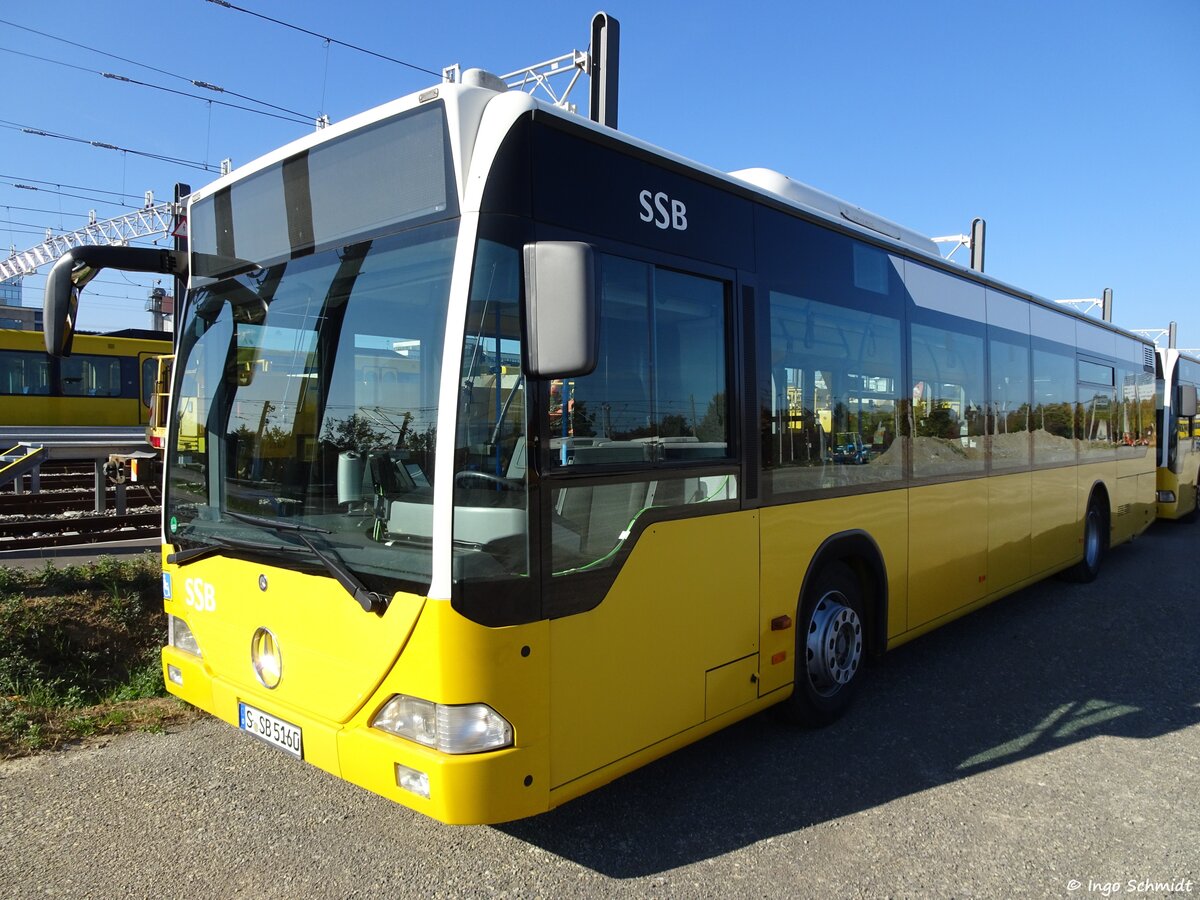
[1,521,1197,898]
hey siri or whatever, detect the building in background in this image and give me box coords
[0,277,39,330]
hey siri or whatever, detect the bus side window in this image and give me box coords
[547,255,733,572]
[551,256,729,468]
[765,291,903,493]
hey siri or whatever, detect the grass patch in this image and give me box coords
[0,553,198,758]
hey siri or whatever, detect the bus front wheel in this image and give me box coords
[1064,495,1108,583]
[1184,485,1200,524]
[784,561,866,727]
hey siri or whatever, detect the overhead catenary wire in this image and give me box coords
[1,179,173,258]
[0,118,220,173]
[0,226,50,239]
[0,269,164,305]
[0,46,313,127]
[1,186,142,212]
[0,17,316,121]
[0,218,171,243]
[12,272,169,292]
[0,204,91,219]
[45,289,161,303]
[0,175,151,203]
[0,216,72,232]
[205,0,443,78]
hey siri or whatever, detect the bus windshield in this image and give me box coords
[166,221,456,594]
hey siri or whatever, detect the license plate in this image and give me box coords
[239,702,303,759]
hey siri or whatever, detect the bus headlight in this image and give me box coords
[167,615,202,657]
[372,694,513,754]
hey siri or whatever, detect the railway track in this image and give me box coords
[0,485,159,517]
[0,460,161,549]
[0,513,160,550]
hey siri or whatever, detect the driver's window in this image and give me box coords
[452,241,529,574]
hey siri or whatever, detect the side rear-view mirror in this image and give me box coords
[1179,383,1198,419]
[522,241,597,379]
[44,246,185,357]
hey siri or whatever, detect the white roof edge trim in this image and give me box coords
[462,91,538,213]
[729,167,941,258]
[186,83,501,207]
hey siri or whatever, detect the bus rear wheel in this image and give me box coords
[783,561,865,727]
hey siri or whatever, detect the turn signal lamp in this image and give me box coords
[372,694,513,754]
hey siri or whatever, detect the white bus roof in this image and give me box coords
[187,75,1151,351]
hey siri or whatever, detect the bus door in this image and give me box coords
[539,253,758,789]
[138,351,161,425]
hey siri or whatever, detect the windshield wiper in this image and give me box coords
[168,543,221,565]
[291,532,389,614]
[167,532,307,566]
[225,510,388,614]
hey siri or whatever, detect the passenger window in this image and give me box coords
[911,322,986,477]
[989,337,1031,470]
[1116,364,1154,456]
[550,256,729,468]
[765,291,903,493]
[1033,348,1076,464]
[1078,360,1116,461]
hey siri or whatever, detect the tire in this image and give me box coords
[1183,485,1200,524]
[1063,494,1108,583]
[781,561,866,727]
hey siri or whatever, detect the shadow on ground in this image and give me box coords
[497,521,1200,876]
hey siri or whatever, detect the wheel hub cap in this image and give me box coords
[806,593,863,696]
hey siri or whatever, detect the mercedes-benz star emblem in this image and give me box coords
[250,627,282,689]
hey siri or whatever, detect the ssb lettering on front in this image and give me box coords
[638,189,688,231]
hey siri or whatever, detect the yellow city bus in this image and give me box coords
[1155,348,1200,520]
[43,64,1157,825]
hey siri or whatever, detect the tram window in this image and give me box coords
[0,351,51,395]
[60,355,123,397]
[141,358,157,407]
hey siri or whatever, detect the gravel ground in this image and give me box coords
[2,521,1197,898]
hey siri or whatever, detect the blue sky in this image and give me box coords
[2,1,1197,348]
